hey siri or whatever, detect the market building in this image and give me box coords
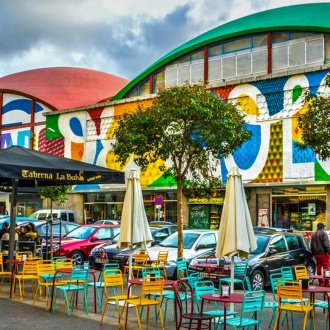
[1,3,330,233]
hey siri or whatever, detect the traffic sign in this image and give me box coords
[154,195,164,205]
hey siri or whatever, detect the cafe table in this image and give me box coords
[302,285,330,330]
[194,263,230,282]
[200,293,245,330]
[6,259,24,299]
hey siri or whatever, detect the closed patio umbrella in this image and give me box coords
[215,166,257,294]
[117,169,153,280]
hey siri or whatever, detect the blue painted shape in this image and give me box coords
[292,141,317,163]
[233,124,260,170]
[69,117,83,137]
[2,99,43,115]
[93,140,104,165]
[221,161,229,184]
[73,184,100,191]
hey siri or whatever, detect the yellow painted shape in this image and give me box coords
[237,94,259,116]
[106,150,130,171]
[140,159,167,188]
[292,102,309,143]
[71,142,84,161]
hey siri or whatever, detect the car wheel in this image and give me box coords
[250,270,265,291]
[306,263,315,276]
[70,251,84,265]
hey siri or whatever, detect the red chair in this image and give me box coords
[173,280,213,329]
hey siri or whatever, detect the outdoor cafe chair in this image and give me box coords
[87,263,120,311]
[97,247,109,280]
[14,258,40,302]
[150,250,168,279]
[122,276,165,330]
[52,264,90,316]
[310,294,330,330]
[55,257,73,270]
[219,290,265,330]
[123,250,149,279]
[100,269,138,329]
[194,280,237,330]
[173,279,213,329]
[294,265,309,281]
[0,252,11,292]
[219,261,250,292]
[281,266,294,281]
[273,280,315,330]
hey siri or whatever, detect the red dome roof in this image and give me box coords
[0,67,129,110]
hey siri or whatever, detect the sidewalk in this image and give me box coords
[0,278,327,329]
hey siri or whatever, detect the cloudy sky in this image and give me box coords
[0,0,327,80]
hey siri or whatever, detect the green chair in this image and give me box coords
[264,273,281,328]
[219,290,265,330]
[141,266,161,278]
[194,280,237,330]
[219,261,250,292]
[52,264,90,316]
[281,266,294,280]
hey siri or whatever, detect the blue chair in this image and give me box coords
[141,266,161,278]
[194,280,237,330]
[281,266,294,281]
[52,264,90,316]
[219,261,250,292]
[87,263,120,311]
[263,273,281,328]
[219,290,265,330]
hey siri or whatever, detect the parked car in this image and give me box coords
[94,220,120,225]
[189,231,316,290]
[42,224,120,265]
[29,209,76,222]
[145,229,218,279]
[89,225,179,270]
[253,227,293,233]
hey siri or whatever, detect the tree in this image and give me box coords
[38,185,72,258]
[297,73,330,161]
[112,83,252,257]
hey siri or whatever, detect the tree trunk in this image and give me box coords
[177,178,184,258]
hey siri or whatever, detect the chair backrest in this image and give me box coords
[294,265,308,280]
[141,266,161,278]
[276,280,305,308]
[98,247,109,265]
[55,258,73,270]
[68,265,90,287]
[176,258,188,279]
[52,256,66,268]
[103,269,124,295]
[133,250,149,265]
[187,272,201,287]
[269,273,283,300]
[37,259,55,278]
[141,276,164,301]
[156,251,168,265]
[15,251,33,261]
[281,267,294,281]
[22,258,40,275]
[233,262,248,277]
[0,252,5,272]
[240,290,265,324]
[194,280,215,309]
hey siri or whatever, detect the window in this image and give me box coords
[197,233,217,249]
[153,69,165,93]
[94,227,111,240]
[268,235,287,253]
[285,235,302,251]
[224,37,251,53]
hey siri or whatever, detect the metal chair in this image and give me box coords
[274,280,315,330]
[219,261,250,292]
[97,247,109,280]
[123,250,149,279]
[0,252,11,292]
[173,279,213,329]
[294,265,309,280]
[150,250,168,279]
[281,266,294,280]
[219,290,265,330]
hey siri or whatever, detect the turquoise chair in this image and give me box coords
[176,258,189,280]
[219,290,265,330]
[264,273,281,328]
[281,266,294,280]
[87,263,119,311]
[194,280,237,330]
[141,266,161,278]
[219,261,250,292]
[52,264,90,316]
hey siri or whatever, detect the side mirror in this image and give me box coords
[90,237,98,242]
[267,249,277,256]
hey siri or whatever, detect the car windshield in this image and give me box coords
[159,232,200,249]
[65,226,96,239]
[250,235,271,254]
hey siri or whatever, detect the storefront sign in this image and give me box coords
[187,198,224,204]
[258,208,269,227]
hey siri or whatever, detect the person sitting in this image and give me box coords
[23,224,37,241]
[0,222,9,239]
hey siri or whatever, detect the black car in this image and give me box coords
[189,232,316,290]
[89,225,178,270]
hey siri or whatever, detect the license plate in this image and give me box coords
[95,258,101,263]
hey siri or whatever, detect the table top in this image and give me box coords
[6,259,24,264]
[302,285,330,293]
[201,293,244,303]
[128,278,175,286]
[196,263,230,269]
[56,267,97,274]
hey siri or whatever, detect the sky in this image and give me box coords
[0,0,328,80]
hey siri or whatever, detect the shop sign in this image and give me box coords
[298,195,326,201]
[187,198,224,204]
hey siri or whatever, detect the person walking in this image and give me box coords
[310,222,330,286]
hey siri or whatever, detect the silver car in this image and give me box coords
[147,229,218,279]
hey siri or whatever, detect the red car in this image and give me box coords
[43,224,120,265]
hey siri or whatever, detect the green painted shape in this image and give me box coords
[147,172,177,188]
[315,162,330,181]
[112,3,330,100]
[46,115,62,139]
[292,85,302,103]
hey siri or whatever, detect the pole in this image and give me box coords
[8,179,18,260]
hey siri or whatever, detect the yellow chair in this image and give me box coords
[0,252,11,292]
[14,258,40,302]
[123,276,165,330]
[294,265,309,280]
[55,258,73,270]
[100,269,138,328]
[123,250,149,279]
[150,250,168,279]
[274,280,315,330]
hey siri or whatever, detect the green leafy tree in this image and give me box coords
[112,83,251,257]
[38,185,72,258]
[297,73,330,161]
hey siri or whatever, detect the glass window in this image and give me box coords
[252,48,268,74]
[209,44,222,57]
[222,55,236,78]
[178,63,190,85]
[139,79,150,96]
[253,34,267,47]
[273,32,289,43]
[272,45,288,70]
[191,49,204,60]
[306,38,324,64]
[94,227,111,240]
[237,51,251,76]
[289,32,314,40]
[285,235,302,251]
[208,57,222,83]
[153,69,165,93]
[289,41,305,67]
[224,37,251,53]
[197,233,216,248]
[191,60,204,83]
[165,65,178,86]
[268,235,287,253]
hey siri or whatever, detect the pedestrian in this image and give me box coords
[0,222,9,239]
[310,222,330,286]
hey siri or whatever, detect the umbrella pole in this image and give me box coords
[128,247,133,294]
[230,256,235,311]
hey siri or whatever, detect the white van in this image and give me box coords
[28,209,76,222]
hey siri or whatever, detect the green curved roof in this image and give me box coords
[112,3,330,100]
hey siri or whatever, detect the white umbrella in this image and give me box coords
[117,169,153,280]
[215,166,257,295]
